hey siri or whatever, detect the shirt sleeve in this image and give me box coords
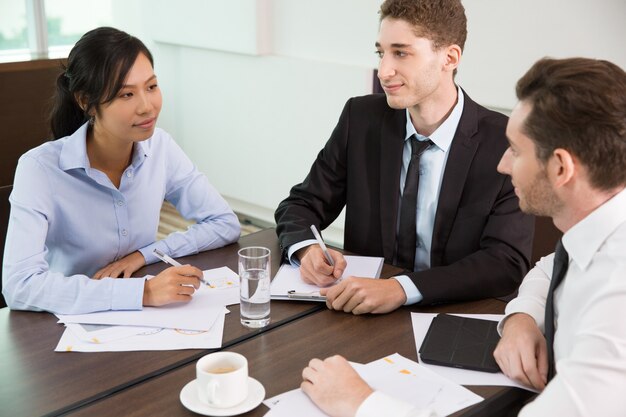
[517,263,626,417]
[392,275,424,304]
[497,254,554,335]
[287,239,317,265]
[356,391,437,417]
[139,135,240,264]
[2,155,144,314]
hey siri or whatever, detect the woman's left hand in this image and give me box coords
[93,251,146,279]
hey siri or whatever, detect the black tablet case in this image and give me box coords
[419,314,501,373]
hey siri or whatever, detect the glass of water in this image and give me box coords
[238,246,271,328]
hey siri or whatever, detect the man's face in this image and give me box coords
[498,101,561,217]
[375,17,449,110]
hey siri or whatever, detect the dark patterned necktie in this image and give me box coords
[396,136,433,270]
[545,239,569,381]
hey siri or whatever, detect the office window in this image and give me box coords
[0,0,112,60]
[45,0,112,49]
[0,1,29,53]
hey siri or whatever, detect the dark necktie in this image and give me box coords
[396,136,433,270]
[544,239,569,381]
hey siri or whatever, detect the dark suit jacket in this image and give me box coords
[275,92,534,304]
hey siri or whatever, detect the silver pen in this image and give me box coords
[153,248,182,267]
[287,290,327,301]
[310,225,335,266]
[153,249,207,285]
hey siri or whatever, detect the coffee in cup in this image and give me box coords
[196,352,248,408]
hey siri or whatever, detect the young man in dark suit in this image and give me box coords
[300,56,626,417]
[275,0,534,314]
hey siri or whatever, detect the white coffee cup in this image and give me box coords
[196,352,249,408]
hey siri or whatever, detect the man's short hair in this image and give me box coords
[517,57,626,191]
[379,0,467,51]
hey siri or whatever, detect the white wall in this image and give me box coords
[458,0,626,111]
[111,0,626,246]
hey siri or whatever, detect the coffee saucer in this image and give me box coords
[180,377,265,416]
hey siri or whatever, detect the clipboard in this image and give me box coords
[419,313,501,373]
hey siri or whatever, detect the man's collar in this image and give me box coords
[404,87,465,152]
[563,187,626,270]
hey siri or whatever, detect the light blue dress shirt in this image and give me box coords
[395,88,464,303]
[2,123,240,314]
[288,89,464,305]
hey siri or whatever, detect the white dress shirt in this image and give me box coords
[499,187,626,417]
[358,187,626,417]
[288,89,464,305]
[2,123,241,314]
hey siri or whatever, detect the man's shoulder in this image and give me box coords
[459,91,509,144]
[476,104,509,130]
[346,93,395,116]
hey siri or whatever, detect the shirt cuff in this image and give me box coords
[110,277,145,310]
[498,300,546,335]
[286,240,318,266]
[138,241,171,265]
[393,275,424,305]
[357,391,433,417]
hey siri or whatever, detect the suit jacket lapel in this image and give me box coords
[379,107,406,263]
[431,93,480,267]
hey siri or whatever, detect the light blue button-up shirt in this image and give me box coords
[2,123,240,314]
[395,88,464,304]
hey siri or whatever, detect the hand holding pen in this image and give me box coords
[141,249,204,307]
[153,249,208,285]
[296,226,347,287]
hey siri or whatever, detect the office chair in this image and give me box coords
[1,185,12,308]
[498,216,562,303]
[531,216,562,265]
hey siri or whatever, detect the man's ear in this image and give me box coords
[550,148,576,188]
[443,44,462,73]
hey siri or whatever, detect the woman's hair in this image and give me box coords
[49,27,153,139]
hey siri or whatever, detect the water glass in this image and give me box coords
[238,246,271,328]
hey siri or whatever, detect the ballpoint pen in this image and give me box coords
[153,248,182,267]
[153,248,207,284]
[287,290,327,301]
[310,224,335,266]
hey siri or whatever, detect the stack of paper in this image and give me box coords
[54,266,240,352]
[271,255,384,301]
[262,353,483,417]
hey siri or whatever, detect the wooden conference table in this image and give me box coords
[0,229,533,417]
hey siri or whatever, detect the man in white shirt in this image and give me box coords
[300,57,626,417]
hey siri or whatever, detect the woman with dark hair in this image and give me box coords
[2,27,240,314]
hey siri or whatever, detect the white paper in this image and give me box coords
[202,266,239,290]
[270,255,383,300]
[63,322,155,344]
[362,354,482,416]
[263,362,365,410]
[264,389,327,417]
[55,309,226,352]
[56,267,239,331]
[263,354,482,417]
[411,313,538,392]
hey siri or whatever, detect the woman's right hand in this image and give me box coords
[142,265,203,306]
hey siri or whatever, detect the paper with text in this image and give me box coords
[263,354,482,417]
[56,267,239,331]
[55,309,226,352]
